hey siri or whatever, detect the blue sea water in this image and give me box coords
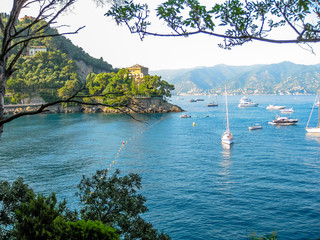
[0,95,319,239]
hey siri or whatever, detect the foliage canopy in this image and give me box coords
[106,0,320,49]
[0,170,170,240]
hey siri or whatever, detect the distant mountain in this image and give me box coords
[150,62,320,95]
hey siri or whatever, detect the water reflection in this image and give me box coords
[306,133,320,144]
[218,143,233,191]
[221,142,232,160]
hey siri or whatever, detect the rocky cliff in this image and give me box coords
[4,98,183,115]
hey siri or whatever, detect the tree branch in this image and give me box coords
[0,82,143,126]
[138,29,320,44]
[106,0,320,47]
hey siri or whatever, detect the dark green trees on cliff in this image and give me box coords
[7,51,81,103]
[6,57,174,105]
[1,7,174,107]
[85,70,174,105]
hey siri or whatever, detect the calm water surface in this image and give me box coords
[0,95,319,239]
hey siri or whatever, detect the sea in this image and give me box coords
[0,94,319,240]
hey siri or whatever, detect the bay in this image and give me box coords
[0,95,319,239]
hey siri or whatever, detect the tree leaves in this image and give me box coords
[106,0,320,48]
[77,169,171,239]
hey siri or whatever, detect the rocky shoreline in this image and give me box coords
[4,98,184,115]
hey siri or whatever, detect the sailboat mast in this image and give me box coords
[225,85,230,132]
[318,89,320,128]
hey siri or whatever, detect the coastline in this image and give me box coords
[4,98,184,115]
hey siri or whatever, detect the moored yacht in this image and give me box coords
[238,96,258,107]
[266,104,285,110]
[268,116,298,125]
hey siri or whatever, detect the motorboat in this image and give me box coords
[180,114,191,118]
[195,98,204,101]
[280,107,294,113]
[207,102,218,107]
[266,104,285,110]
[248,124,262,130]
[238,96,258,107]
[268,116,298,125]
[188,99,196,102]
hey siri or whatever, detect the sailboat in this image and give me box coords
[221,86,234,145]
[306,89,320,133]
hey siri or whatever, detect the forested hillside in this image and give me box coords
[151,62,320,95]
[0,14,116,104]
[0,14,114,73]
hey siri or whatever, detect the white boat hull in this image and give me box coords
[306,127,320,133]
[221,133,234,145]
[268,122,297,126]
[249,126,262,130]
[238,103,258,107]
[221,138,233,145]
[266,105,285,110]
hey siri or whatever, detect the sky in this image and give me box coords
[3,1,320,71]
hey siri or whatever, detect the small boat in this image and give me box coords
[306,89,320,133]
[221,85,234,145]
[180,114,191,118]
[248,124,262,130]
[207,102,218,107]
[238,96,258,107]
[207,91,218,107]
[266,104,285,110]
[268,116,298,126]
[195,98,204,101]
[280,107,294,113]
[188,99,196,102]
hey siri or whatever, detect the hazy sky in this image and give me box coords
[3,1,320,71]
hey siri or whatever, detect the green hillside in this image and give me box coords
[1,15,117,104]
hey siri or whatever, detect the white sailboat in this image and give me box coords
[306,89,320,133]
[221,86,234,145]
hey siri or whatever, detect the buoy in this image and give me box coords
[193,122,196,126]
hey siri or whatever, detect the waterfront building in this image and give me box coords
[127,64,149,85]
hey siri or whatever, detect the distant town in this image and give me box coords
[177,87,311,96]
